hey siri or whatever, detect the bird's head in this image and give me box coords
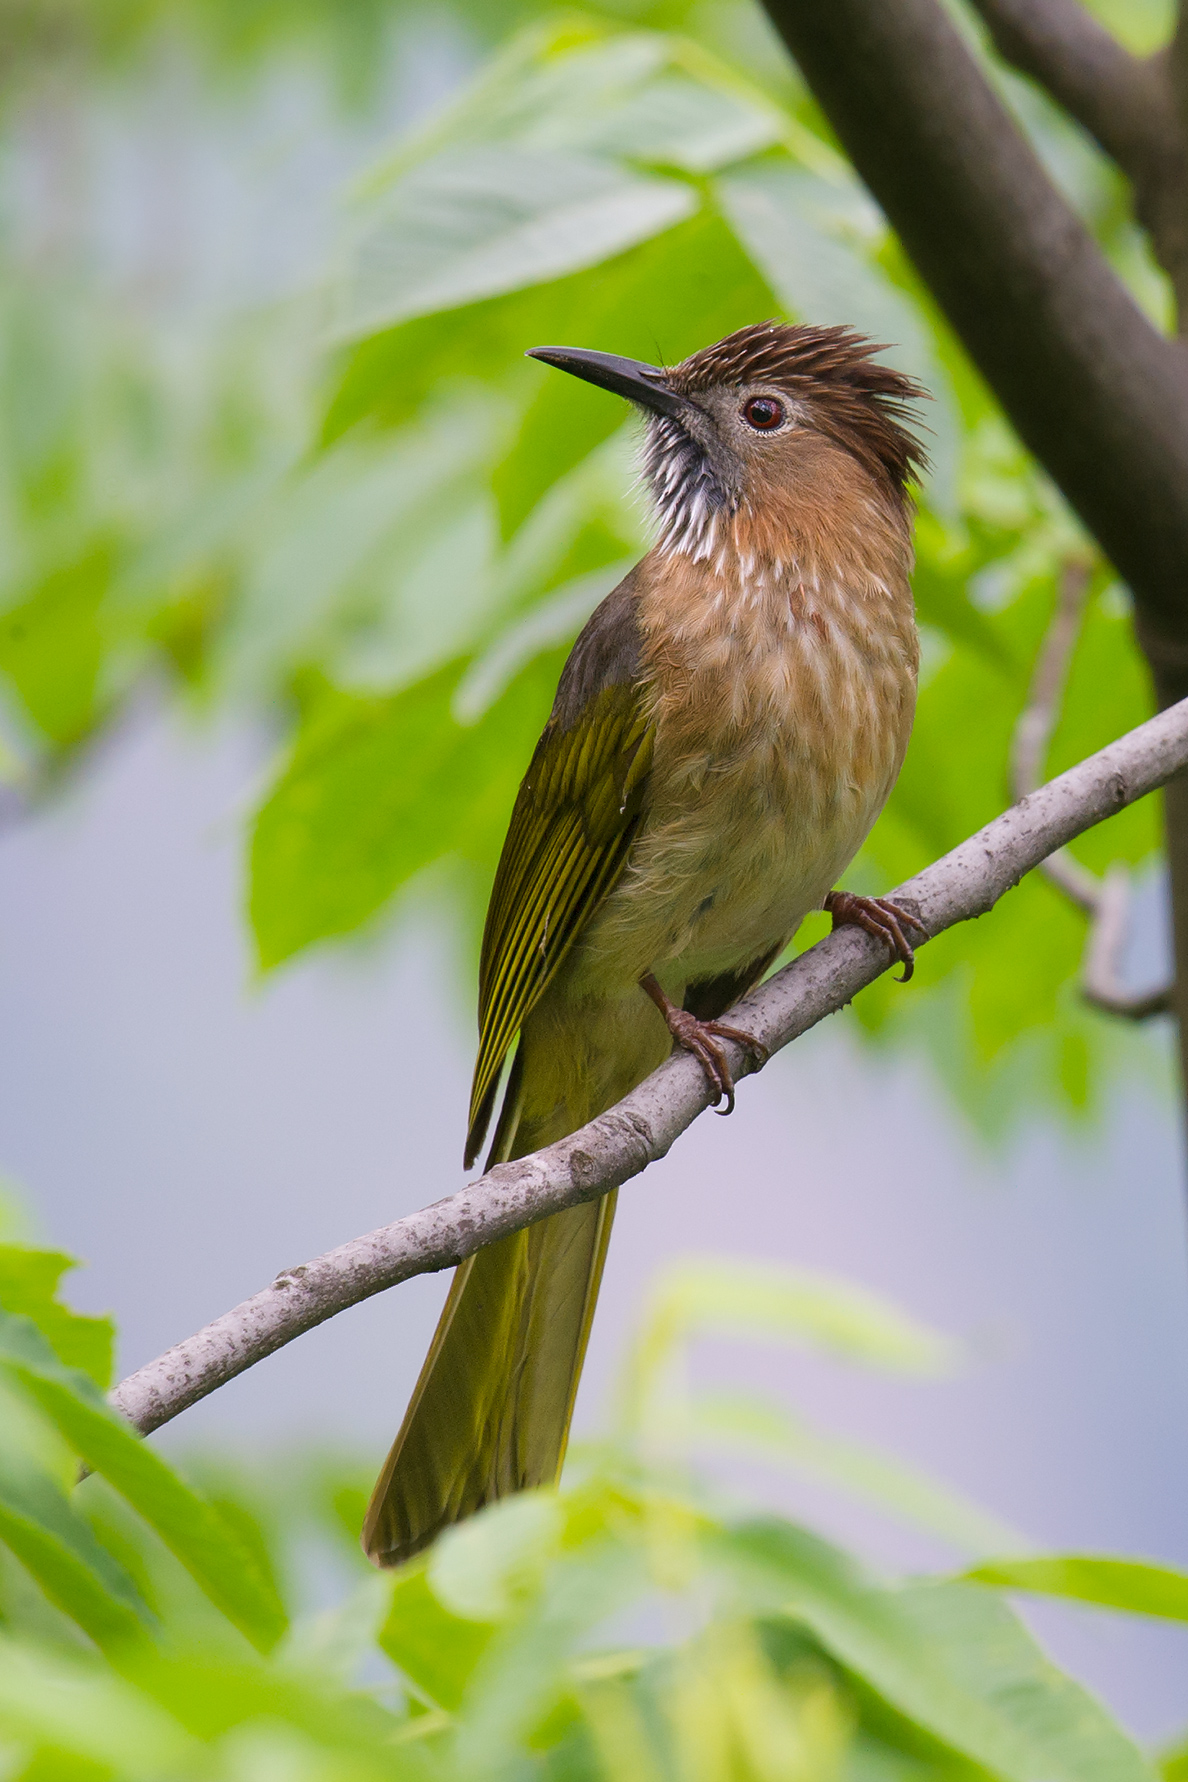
[528,321,926,561]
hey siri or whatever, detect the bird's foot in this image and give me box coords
[639,973,768,1116]
[824,891,928,983]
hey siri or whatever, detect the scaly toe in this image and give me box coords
[827,892,923,984]
[707,1021,769,1066]
[878,897,929,939]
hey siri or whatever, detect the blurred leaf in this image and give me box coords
[215,405,503,699]
[374,22,783,176]
[450,1543,644,1776]
[380,1562,497,1709]
[335,145,697,341]
[430,1490,565,1622]
[965,1554,1188,1622]
[0,1451,151,1655]
[585,1619,852,1782]
[0,1314,287,1652]
[126,1645,403,1750]
[1163,1739,1188,1782]
[455,557,635,721]
[689,1392,1025,1560]
[0,544,116,750]
[0,1245,114,1387]
[629,1257,957,1392]
[281,1573,392,1683]
[720,1519,1155,1782]
[0,1638,195,1775]
[250,645,565,968]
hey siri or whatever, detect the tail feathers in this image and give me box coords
[361,1191,617,1567]
[362,1047,616,1568]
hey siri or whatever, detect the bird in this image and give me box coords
[362,321,927,1568]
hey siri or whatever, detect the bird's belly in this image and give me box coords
[573,722,899,998]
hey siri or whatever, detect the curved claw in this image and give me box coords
[825,892,928,983]
[670,1013,736,1112]
[638,973,767,1115]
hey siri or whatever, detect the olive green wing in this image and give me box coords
[465,679,653,1166]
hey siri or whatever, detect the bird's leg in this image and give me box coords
[824,891,929,983]
[639,972,768,1116]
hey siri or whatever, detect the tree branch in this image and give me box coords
[1082,862,1173,1019]
[111,698,1188,1440]
[967,0,1188,318]
[968,0,1168,174]
[1010,558,1173,1018]
[1010,556,1099,914]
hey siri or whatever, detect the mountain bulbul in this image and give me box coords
[363,322,926,1567]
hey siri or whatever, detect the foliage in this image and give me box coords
[1,1227,1187,1780]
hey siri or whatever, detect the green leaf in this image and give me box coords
[569,64,778,173]
[250,645,565,968]
[455,559,635,721]
[377,23,782,178]
[0,1314,287,1652]
[964,1555,1188,1622]
[719,1520,1155,1782]
[379,1563,496,1711]
[630,1257,957,1386]
[429,1491,565,1623]
[0,1449,151,1654]
[1161,1738,1188,1781]
[0,1244,114,1387]
[0,1638,195,1774]
[334,146,697,342]
[322,277,582,445]
[216,410,502,699]
[449,1537,644,1775]
[127,1647,404,1749]
[0,543,115,749]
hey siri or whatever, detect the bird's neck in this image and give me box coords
[639,456,915,663]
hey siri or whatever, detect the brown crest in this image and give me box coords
[671,321,928,496]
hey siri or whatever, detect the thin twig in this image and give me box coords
[1011,559,1172,1018]
[1083,863,1172,1019]
[1010,558,1099,913]
[111,696,1188,1439]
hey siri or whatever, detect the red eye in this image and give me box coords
[742,396,785,430]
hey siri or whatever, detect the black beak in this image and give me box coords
[526,346,687,419]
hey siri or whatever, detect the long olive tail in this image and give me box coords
[361,1084,617,1567]
[361,1195,616,1567]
